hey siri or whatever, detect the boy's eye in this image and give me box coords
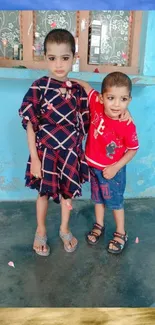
[48,57,55,61]
[121,97,128,101]
[107,97,114,100]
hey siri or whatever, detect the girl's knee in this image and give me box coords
[38,194,49,201]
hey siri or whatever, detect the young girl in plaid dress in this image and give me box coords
[19,29,89,256]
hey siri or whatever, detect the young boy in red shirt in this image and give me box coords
[74,72,139,254]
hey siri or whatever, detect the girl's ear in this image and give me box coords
[99,94,104,104]
[73,55,77,65]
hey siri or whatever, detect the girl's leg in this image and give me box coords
[88,203,105,242]
[109,208,125,250]
[33,194,49,253]
[60,197,77,250]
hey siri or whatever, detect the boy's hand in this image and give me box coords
[102,165,119,179]
[119,109,134,125]
[30,157,42,179]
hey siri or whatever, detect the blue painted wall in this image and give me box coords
[0,11,155,201]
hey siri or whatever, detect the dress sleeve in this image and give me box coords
[18,80,42,132]
[78,85,90,135]
[124,122,139,150]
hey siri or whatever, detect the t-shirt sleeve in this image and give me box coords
[78,85,90,135]
[18,80,41,132]
[88,89,100,113]
[124,122,139,150]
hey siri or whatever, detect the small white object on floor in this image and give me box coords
[8,261,15,268]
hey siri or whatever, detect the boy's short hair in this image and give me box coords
[44,29,75,56]
[101,71,132,97]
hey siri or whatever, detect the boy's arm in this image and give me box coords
[113,149,137,173]
[70,78,92,95]
[103,149,137,179]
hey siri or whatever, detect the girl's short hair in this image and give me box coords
[44,29,75,56]
[101,71,132,97]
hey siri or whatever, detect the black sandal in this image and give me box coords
[108,231,128,254]
[86,222,105,246]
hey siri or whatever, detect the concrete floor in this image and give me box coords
[0,198,155,307]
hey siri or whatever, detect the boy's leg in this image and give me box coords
[108,208,126,251]
[60,196,77,250]
[87,168,106,244]
[88,203,105,242]
[33,194,49,253]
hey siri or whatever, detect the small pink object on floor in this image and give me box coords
[8,261,15,268]
[135,237,139,244]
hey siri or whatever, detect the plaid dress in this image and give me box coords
[19,76,90,203]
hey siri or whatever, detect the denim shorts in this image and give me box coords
[90,166,126,210]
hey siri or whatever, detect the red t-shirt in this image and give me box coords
[85,89,139,170]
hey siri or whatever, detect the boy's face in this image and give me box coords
[45,42,74,81]
[101,86,131,120]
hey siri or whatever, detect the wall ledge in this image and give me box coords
[0,68,155,85]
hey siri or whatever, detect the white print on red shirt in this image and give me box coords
[132,132,138,142]
[94,118,105,139]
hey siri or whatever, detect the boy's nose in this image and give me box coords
[114,100,120,107]
[56,59,62,68]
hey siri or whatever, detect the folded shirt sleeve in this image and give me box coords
[18,80,42,132]
[124,122,139,150]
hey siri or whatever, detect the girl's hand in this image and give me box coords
[102,165,118,179]
[119,109,134,125]
[30,157,42,179]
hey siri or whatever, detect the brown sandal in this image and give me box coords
[86,222,105,245]
[108,231,128,254]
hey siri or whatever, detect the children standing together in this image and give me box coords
[19,29,139,256]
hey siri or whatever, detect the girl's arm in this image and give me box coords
[27,121,42,178]
[70,78,92,95]
[103,149,137,179]
[119,109,134,125]
[27,121,38,159]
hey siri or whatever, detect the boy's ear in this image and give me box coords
[99,94,104,104]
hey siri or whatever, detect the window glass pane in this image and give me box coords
[34,10,77,59]
[89,10,131,66]
[0,11,21,60]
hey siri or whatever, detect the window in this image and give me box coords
[0,10,143,75]
[78,11,143,74]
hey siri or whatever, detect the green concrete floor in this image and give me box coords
[0,198,155,307]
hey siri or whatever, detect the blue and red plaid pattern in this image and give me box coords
[19,77,90,202]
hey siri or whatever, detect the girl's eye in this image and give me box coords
[121,98,128,101]
[63,57,69,61]
[48,57,55,61]
[107,97,114,100]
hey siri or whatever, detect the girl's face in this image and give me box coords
[45,42,74,81]
[101,86,131,120]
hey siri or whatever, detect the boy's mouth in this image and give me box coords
[55,70,65,74]
[111,109,120,113]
